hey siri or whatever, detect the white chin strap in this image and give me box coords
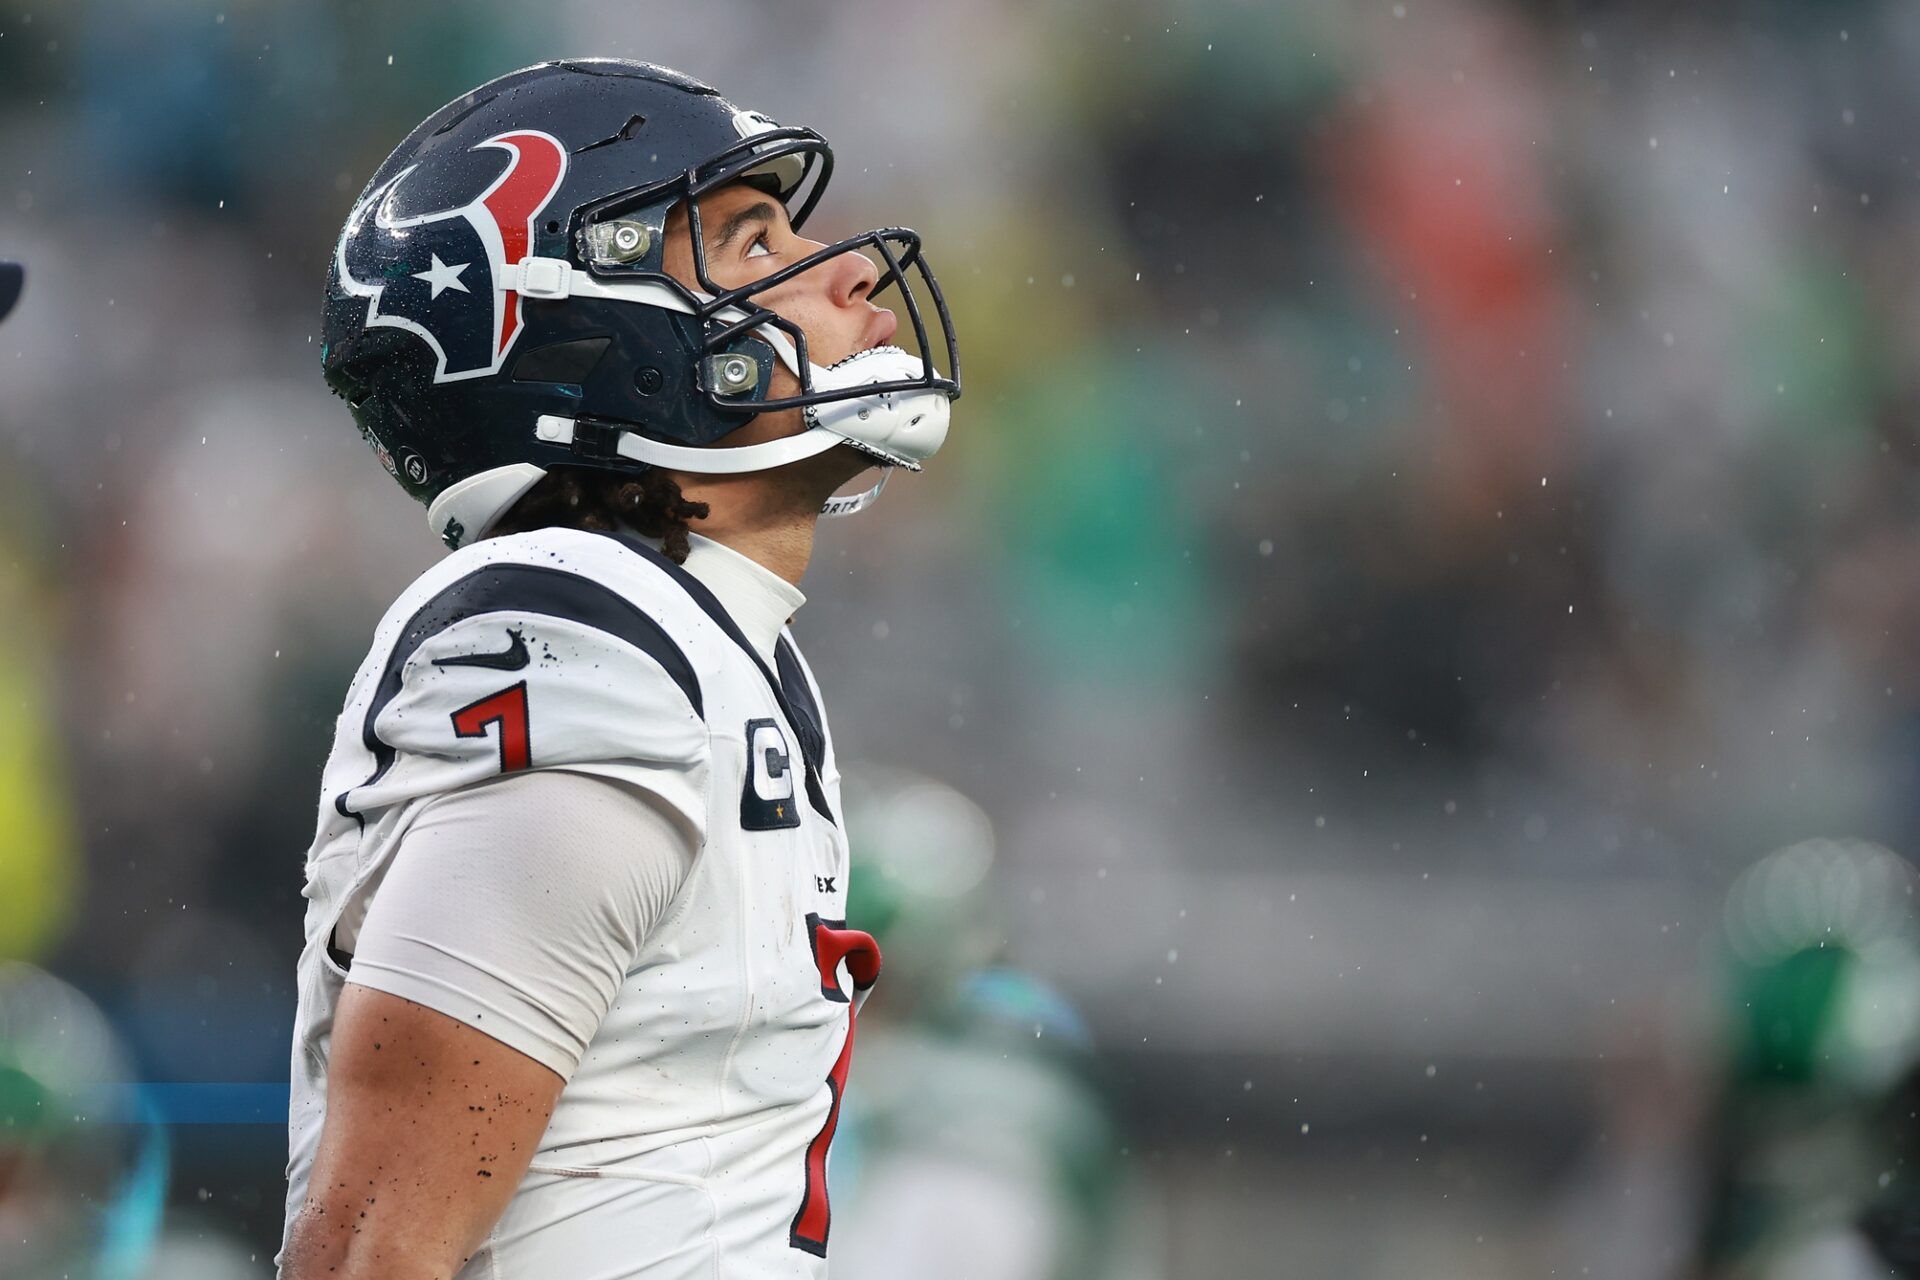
[497,257,951,470]
[426,258,949,548]
[425,439,891,549]
[529,415,891,517]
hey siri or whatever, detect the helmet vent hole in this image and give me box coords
[574,114,650,156]
[430,93,496,137]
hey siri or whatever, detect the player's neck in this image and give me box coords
[672,446,873,587]
[692,514,817,588]
[676,474,821,587]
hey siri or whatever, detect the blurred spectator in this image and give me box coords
[832,769,1154,1280]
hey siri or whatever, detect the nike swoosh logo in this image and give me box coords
[433,628,530,672]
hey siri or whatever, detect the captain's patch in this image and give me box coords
[741,717,800,830]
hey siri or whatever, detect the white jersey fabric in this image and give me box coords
[342,767,697,1079]
[281,526,878,1278]
[333,532,804,1082]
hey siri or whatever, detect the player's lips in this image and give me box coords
[861,307,898,352]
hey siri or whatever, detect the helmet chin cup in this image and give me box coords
[752,330,951,470]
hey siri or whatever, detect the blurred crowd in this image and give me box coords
[4,0,1920,1275]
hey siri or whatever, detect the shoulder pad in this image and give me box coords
[338,538,709,833]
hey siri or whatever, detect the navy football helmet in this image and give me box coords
[322,60,960,549]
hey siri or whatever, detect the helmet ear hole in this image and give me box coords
[510,337,611,385]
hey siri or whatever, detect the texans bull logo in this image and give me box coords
[335,130,568,382]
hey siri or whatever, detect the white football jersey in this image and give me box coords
[281,527,878,1278]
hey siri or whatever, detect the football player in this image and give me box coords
[278,60,959,1280]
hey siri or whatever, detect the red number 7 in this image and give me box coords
[449,682,531,773]
[790,915,881,1257]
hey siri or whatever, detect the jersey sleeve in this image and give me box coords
[343,770,697,1078]
[344,559,710,840]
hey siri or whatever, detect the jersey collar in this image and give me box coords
[676,532,805,667]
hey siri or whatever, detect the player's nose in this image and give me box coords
[831,247,880,308]
[795,239,878,309]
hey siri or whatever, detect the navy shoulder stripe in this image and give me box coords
[774,638,828,781]
[596,530,836,824]
[335,560,701,817]
[599,533,768,677]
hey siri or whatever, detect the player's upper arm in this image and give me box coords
[338,769,698,1079]
[361,567,711,837]
[280,983,563,1280]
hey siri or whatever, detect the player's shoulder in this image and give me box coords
[373,526,712,715]
[336,527,720,821]
[396,525,698,627]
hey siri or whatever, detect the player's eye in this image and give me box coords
[745,232,774,260]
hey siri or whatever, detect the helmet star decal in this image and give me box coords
[335,130,567,382]
[414,254,471,299]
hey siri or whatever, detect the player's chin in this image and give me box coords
[816,442,880,491]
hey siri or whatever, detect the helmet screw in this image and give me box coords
[635,366,664,395]
[589,219,652,264]
[705,354,759,395]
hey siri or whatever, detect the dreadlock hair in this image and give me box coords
[485,466,711,563]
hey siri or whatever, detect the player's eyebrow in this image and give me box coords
[710,200,779,254]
